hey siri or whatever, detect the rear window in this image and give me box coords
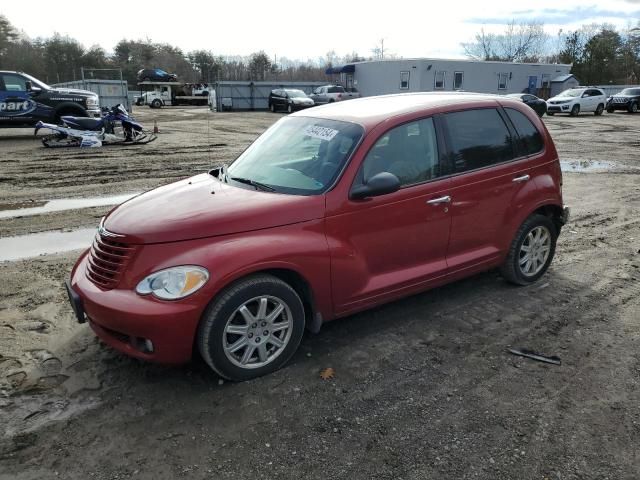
[443,109,515,173]
[328,86,345,93]
[504,108,544,156]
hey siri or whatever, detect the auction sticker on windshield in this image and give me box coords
[304,125,339,141]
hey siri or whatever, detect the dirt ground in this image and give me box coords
[1,106,639,480]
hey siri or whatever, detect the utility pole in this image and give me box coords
[381,38,384,59]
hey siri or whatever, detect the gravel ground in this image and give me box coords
[0,106,639,480]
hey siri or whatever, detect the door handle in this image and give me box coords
[426,195,451,205]
[512,174,530,183]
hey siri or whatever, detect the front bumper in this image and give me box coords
[606,102,630,111]
[67,253,204,364]
[87,108,102,118]
[547,104,572,113]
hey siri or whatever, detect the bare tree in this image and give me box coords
[462,22,548,62]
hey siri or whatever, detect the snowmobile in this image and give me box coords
[34,104,156,148]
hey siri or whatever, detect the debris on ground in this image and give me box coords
[507,348,561,365]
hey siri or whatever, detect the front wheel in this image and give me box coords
[197,275,305,381]
[594,104,604,116]
[570,104,580,116]
[607,107,614,113]
[629,102,638,113]
[500,214,557,286]
[547,112,554,116]
[270,102,275,113]
[287,103,293,114]
[151,99,162,109]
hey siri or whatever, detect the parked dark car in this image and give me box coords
[268,89,314,113]
[606,88,640,113]
[506,93,547,117]
[66,93,569,381]
[0,70,101,127]
[137,68,178,83]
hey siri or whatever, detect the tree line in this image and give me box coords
[462,21,640,85]
[0,15,359,85]
[1,14,638,87]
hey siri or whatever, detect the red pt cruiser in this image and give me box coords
[66,93,569,381]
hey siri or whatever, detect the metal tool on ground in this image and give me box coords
[507,348,561,365]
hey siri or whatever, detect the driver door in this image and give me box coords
[0,73,33,127]
[326,117,453,316]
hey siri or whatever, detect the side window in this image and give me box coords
[1,74,27,92]
[453,72,463,90]
[498,73,508,90]
[359,117,440,187]
[400,71,410,89]
[444,108,515,173]
[504,108,544,156]
[434,71,445,89]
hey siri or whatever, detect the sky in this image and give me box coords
[1,0,639,61]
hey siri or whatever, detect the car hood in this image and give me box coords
[547,96,575,102]
[51,88,96,97]
[103,173,326,244]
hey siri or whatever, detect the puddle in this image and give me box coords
[0,193,139,219]
[0,228,96,262]
[560,160,613,172]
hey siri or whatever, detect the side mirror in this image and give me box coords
[581,93,588,98]
[26,81,41,95]
[350,172,401,200]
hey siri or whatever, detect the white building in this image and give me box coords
[326,58,573,98]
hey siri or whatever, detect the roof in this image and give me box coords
[551,74,576,83]
[345,58,572,68]
[294,92,523,130]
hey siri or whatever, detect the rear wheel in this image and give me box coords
[197,274,305,381]
[594,104,604,116]
[500,214,557,286]
[570,104,580,116]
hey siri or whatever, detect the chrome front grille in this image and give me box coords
[86,230,135,289]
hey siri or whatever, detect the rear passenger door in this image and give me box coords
[442,107,533,273]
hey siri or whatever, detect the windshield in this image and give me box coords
[226,116,364,195]
[285,89,307,98]
[621,88,640,96]
[558,89,582,98]
[21,73,50,90]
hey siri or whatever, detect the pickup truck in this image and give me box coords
[136,83,211,108]
[309,85,360,105]
[0,71,101,127]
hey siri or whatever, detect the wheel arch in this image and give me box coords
[54,102,88,120]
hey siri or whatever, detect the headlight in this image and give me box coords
[86,95,100,107]
[135,265,209,300]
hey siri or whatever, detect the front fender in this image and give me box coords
[122,219,333,323]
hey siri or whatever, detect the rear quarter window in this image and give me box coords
[504,108,544,156]
[443,108,515,173]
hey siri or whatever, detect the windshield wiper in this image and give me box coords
[229,176,277,192]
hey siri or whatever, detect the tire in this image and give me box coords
[270,102,275,113]
[151,99,162,109]
[570,104,580,116]
[500,214,558,286]
[287,103,293,114]
[607,108,614,113]
[594,104,604,116]
[547,112,554,116]
[328,99,335,103]
[629,102,638,113]
[197,274,305,381]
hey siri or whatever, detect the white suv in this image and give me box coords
[546,87,606,116]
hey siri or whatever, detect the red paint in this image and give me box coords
[69,93,565,364]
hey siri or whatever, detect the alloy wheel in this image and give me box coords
[518,226,551,277]
[222,295,293,369]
